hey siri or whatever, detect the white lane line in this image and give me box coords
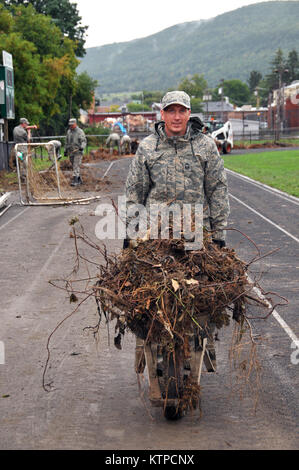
[249,281,299,349]
[229,193,299,243]
[226,169,299,206]
[0,207,30,232]
[102,161,114,179]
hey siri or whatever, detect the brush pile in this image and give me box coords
[94,232,267,348]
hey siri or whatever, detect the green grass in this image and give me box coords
[223,150,299,197]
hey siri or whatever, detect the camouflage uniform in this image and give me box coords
[125,117,229,241]
[45,140,62,163]
[125,113,230,373]
[106,132,120,155]
[120,134,131,155]
[65,125,87,178]
[13,123,28,179]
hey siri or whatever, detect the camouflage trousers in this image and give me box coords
[16,151,27,179]
[108,141,120,155]
[121,142,131,155]
[70,151,83,177]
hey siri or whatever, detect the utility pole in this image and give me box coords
[203,89,212,120]
[219,79,224,122]
[274,66,288,141]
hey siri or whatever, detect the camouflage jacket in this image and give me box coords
[13,125,28,143]
[13,125,28,155]
[125,117,230,240]
[65,126,87,155]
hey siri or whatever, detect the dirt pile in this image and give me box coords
[84,148,134,162]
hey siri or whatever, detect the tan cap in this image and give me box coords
[20,118,29,125]
[161,91,191,110]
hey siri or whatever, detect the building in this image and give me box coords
[268,81,299,129]
[202,98,235,121]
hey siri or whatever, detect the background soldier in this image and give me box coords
[65,118,87,186]
[120,134,131,155]
[12,118,37,180]
[45,140,62,163]
[106,132,120,155]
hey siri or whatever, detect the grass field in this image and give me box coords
[234,138,299,147]
[223,150,299,197]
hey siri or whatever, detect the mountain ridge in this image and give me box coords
[77,1,299,93]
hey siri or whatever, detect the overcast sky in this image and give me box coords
[75,0,276,48]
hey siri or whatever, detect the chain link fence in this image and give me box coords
[1,126,299,170]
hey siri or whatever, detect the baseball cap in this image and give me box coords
[68,118,77,125]
[20,118,29,125]
[161,91,191,110]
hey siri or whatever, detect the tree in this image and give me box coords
[142,91,164,107]
[0,0,88,56]
[0,3,95,135]
[178,74,207,99]
[248,71,263,93]
[286,49,299,83]
[73,72,98,111]
[215,79,251,107]
[265,48,289,91]
[127,102,150,112]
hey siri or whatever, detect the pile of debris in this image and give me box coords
[44,223,285,415]
[94,233,269,349]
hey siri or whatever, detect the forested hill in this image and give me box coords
[77,1,299,93]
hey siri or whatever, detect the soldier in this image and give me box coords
[45,140,62,163]
[12,118,37,179]
[120,134,131,155]
[106,132,120,155]
[124,91,230,374]
[65,118,87,186]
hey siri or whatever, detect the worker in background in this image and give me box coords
[120,134,132,155]
[65,118,87,186]
[106,132,120,155]
[45,140,62,163]
[12,118,37,180]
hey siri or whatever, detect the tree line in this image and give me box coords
[124,48,299,114]
[0,0,97,137]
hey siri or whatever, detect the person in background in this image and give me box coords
[120,134,132,155]
[12,117,37,180]
[45,140,62,163]
[106,132,120,156]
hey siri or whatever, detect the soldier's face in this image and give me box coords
[161,104,191,136]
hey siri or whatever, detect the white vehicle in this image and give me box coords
[204,120,233,154]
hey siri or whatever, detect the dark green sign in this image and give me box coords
[0,66,15,119]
